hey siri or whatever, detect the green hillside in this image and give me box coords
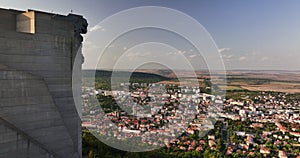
[83,70,175,90]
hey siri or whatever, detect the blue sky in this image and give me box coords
[1,0,300,70]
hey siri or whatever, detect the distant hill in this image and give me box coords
[84,70,169,78]
[83,70,173,84]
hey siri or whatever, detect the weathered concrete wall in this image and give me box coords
[0,8,87,158]
[0,117,55,158]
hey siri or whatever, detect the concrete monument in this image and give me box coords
[0,8,87,158]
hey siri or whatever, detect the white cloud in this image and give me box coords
[226,55,233,59]
[168,52,176,55]
[189,54,197,58]
[177,50,186,55]
[218,48,231,53]
[89,25,102,32]
[239,56,246,61]
[223,54,233,59]
[261,57,269,61]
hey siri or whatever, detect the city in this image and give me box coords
[82,74,300,157]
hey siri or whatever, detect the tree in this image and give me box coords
[203,149,210,158]
[88,150,94,158]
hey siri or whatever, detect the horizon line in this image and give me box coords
[82,68,300,72]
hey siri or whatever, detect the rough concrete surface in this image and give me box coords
[0,8,87,158]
